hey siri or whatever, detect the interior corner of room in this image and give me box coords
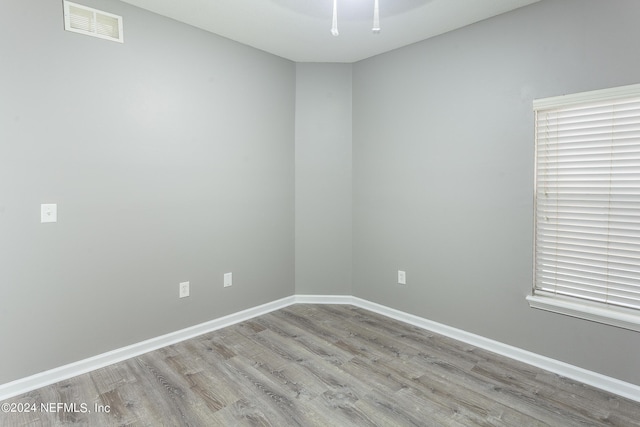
[1,0,640,409]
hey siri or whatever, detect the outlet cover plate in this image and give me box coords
[41,204,57,223]
[398,270,406,285]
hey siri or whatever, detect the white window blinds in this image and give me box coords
[533,84,640,324]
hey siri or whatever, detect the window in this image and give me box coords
[528,83,640,332]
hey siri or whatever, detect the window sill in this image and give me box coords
[526,294,640,333]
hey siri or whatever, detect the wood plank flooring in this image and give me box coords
[2,304,639,426]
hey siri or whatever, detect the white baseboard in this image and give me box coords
[347,296,640,403]
[293,294,353,305]
[0,296,296,402]
[2,294,639,404]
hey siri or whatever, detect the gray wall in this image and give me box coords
[352,0,640,385]
[0,0,294,384]
[295,63,352,295]
[2,0,639,391]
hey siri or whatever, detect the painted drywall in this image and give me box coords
[3,0,639,394]
[295,63,352,295]
[0,0,294,384]
[352,0,640,385]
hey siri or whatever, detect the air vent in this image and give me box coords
[63,1,123,43]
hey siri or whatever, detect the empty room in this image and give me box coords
[1,0,639,425]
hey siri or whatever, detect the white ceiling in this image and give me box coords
[119,0,540,63]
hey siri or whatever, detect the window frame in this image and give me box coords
[529,83,640,332]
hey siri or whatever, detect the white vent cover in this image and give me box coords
[63,1,123,43]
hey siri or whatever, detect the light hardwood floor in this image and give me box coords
[2,304,639,426]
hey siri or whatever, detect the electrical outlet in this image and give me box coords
[398,270,406,285]
[224,272,232,288]
[41,204,57,223]
[179,281,190,298]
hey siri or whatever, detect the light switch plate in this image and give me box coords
[41,204,57,223]
[179,281,190,298]
[224,272,232,287]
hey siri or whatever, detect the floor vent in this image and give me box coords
[63,1,123,43]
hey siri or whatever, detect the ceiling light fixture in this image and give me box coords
[331,0,339,36]
[372,0,380,34]
[331,0,381,37]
